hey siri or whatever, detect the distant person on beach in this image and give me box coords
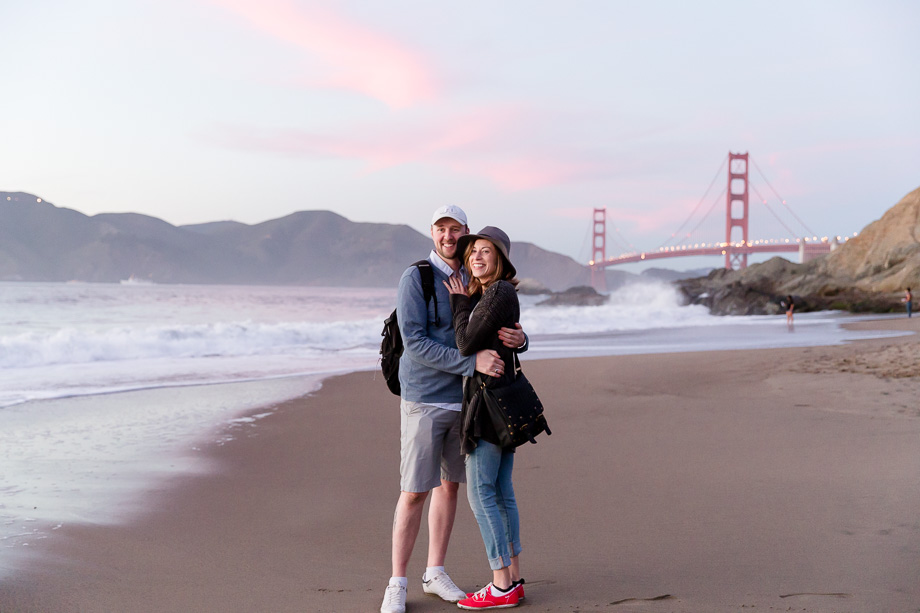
[783,295,795,326]
[903,288,912,318]
[381,207,527,613]
[445,226,526,610]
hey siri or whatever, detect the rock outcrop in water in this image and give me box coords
[536,285,609,307]
[678,186,920,315]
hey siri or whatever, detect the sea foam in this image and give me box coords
[0,319,383,369]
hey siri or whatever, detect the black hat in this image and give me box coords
[457,226,516,279]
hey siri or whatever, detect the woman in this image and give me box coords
[444,226,524,610]
[784,294,795,326]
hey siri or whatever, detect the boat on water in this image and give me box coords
[120,275,155,286]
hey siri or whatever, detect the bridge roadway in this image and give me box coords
[594,241,834,267]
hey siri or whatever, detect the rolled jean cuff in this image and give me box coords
[488,552,510,571]
[487,542,522,571]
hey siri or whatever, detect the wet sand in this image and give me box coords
[1,317,919,612]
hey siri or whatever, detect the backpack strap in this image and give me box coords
[412,260,439,326]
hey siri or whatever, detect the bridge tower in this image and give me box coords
[725,152,750,269]
[590,207,607,291]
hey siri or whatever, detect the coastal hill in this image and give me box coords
[678,185,920,314]
[0,191,603,290]
[822,185,920,291]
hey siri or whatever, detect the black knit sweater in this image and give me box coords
[449,280,521,454]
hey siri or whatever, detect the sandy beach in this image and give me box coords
[1,317,919,612]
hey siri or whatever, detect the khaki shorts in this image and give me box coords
[400,400,466,492]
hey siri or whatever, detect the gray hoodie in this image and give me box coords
[396,253,476,403]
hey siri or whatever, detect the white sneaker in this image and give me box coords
[422,569,467,602]
[381,580,407,613]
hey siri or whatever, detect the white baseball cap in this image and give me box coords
[431,205,468,226]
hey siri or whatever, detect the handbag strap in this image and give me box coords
[479,352,523,391]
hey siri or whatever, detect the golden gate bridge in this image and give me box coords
[588,152,856,289]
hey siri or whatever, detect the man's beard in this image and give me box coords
[435,243,458,261]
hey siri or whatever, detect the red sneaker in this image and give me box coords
[467,580,524,601]
[457,583,519,610]
[513,579,525,600]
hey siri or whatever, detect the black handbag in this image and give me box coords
[480,354,551,448]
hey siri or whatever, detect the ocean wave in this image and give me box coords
[0,282,744,370]
[0,319,384,369]
[520,281,745,335]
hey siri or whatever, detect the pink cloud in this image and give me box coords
[203,106,515,167]
[208,0,437,108]
[204,108,600,191]
[448,157,602,191]
[201,105,607,191]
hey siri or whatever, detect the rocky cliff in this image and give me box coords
[822,185,920,291]
[678,186,920,315]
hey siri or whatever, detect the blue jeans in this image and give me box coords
[465,440,522,570]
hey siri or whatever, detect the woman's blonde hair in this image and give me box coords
[464,239,518,296]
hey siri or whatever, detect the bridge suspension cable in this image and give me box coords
[751,157,819,238]
[656,154,728,250]
[750,183,799,239]
[676,187,726,247]
[609,225,636,253]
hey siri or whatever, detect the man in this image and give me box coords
[381,205,527,613]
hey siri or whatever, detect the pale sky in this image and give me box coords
[2,1,918,270]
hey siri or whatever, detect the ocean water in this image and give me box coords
[0,281,908,571]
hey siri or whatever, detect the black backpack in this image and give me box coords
[380,260,438,395]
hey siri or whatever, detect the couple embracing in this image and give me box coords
[382,205,529,612]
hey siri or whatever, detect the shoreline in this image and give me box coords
[0,373,330,572]
[1,316,919,611]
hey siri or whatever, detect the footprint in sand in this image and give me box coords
[610,594,674,605]
[779,592,852,599]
